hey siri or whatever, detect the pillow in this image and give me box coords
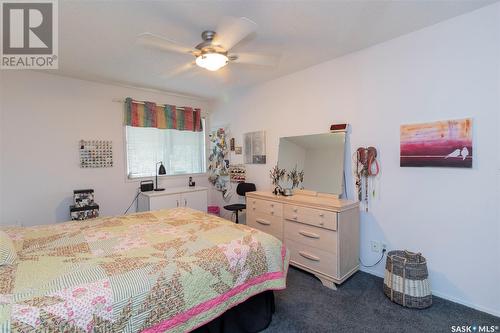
[0,230,17,265]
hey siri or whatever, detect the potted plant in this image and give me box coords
[287,166,304,190]
[269,164,286,195]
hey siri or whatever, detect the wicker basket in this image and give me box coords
[383,250,432,309]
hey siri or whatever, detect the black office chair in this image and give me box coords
[224,182,256,224]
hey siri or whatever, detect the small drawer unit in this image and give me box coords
[70,189,99,221]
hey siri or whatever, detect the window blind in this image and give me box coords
[126,119,206,178]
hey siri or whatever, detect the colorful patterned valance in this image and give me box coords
[124,97,203,132]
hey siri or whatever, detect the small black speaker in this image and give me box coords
[140,180,154,192]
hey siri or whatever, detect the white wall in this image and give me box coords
[0,70,3,222]
[211,4,500,316]
[0,71,212,226]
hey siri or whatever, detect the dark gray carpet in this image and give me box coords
[264,267,499,333]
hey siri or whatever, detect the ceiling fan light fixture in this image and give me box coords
[195,52,228,71]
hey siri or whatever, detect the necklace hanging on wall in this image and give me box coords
[208,128,230,199]
[354,146,380,212]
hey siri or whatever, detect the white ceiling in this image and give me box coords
[56,0,496,99]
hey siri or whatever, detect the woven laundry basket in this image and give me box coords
[383,250,432,309]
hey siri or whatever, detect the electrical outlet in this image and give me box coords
[370,240,381,253]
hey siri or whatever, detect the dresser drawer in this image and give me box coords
[286,238,337,278]
[247,212,283,240]
[284,205,337,230]
[248,198,283,217]
[284,220,337,253]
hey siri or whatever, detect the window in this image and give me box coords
[126,119,206,178]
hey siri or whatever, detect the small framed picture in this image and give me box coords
[79,139,113,168]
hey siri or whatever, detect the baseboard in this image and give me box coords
[430,290,500,318]
[359,267,500,318]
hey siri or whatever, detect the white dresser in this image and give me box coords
[246,190,359,289]
[137,186,208,212]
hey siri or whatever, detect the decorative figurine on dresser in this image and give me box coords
[70,189,99,220]
[247,129,360,290]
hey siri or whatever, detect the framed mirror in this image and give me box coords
[278,132,346,195]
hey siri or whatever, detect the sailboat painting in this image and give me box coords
[400,118,472,168]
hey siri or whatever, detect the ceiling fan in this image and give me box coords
[137,17,279,73]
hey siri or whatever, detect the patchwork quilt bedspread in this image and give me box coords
[0,208,288,332]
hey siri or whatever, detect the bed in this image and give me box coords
[0,208,288,332]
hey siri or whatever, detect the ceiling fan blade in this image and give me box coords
[230,53,279,67]
[162,61,197,78]
[137,33,194,55]
[213,17,257,50]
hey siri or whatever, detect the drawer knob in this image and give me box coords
[271,204,274,207]
[319,213,324,217]
[298,230,320,239]
[256,219,271,225]
[299,251,320,261]
[253,207,256,210]
[270,211,274,215]
[293,216,298,220]
[293,208,298,212]
[319,221,324,226]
